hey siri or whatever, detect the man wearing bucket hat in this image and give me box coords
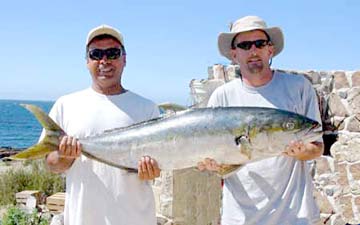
[45,25,160,225]
[199,16,324,224]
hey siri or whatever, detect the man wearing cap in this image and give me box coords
[198,16,324,225]
[45,25,160,225]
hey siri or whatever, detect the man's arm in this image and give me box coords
[45,136,81,174]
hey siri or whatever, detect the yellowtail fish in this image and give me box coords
[10,104,322,177]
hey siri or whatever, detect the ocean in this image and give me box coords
[0,99,54,149]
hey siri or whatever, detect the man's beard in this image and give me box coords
[247,60,264,74]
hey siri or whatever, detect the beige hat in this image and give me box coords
[86,24,124,47]
[218,16,284,60]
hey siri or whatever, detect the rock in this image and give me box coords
[351,71,360,87]
[0,147,23,159]
[315,156,334,175]
[349,163,360,180]
[303,70,321,84]
[348,87,360,114]
[50,213,64,225]
[345,114,360,132]
[314,189,334,213]
[328,93,349,117]
[333,71,350,90]
[331,116,345,130]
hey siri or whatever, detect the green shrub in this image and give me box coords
[0,160,65,206]
[1,206,50,225]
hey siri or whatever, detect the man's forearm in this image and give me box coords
[46,151,75,174]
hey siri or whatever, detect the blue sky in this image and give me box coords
[1,0,359,106]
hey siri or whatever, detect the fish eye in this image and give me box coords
[284,121,295,130]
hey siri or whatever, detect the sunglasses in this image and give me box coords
[88,48,123,60]
[235,39,270,50]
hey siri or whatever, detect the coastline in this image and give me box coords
[0,147,24,174]
[0,147,22,159]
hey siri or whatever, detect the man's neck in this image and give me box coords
[92,83,126,95]
[241,68,273,87]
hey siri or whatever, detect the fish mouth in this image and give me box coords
[301,122,323,143]
[308,121,321,133]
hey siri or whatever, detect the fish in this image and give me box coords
[10,104,322,177]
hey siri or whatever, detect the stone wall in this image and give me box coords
[154,170,221,225]
[295,70,360,225]
[155,65,360,225]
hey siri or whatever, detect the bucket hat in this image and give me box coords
[218,16,284,60]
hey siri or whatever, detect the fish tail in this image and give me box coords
[10,104,64,160]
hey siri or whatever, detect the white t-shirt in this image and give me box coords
[48,88,160,225]
[207,71,322,225]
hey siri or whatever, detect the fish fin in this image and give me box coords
[9,141,56,160]
[20,104,63,132]
[216,164,242,178]
[158,102,187,113]
[102,116,165,134]
[10,104,64,160]
[235,135,252,159]
[102,105,189,135]
[101,109,185,134]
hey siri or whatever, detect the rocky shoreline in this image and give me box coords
[0,147,23,160]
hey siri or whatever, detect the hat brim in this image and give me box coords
[218,27,284,60]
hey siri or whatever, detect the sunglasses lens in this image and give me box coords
[89,49,103,60]
[237,41,252,50]
[254,40,267,48]
[106,48,121,60]
[88,48,122,60]
[236,39,268,50]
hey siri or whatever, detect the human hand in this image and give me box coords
[283,140,306,160]
[138,156,161,180]
[58,136,81,159]
[283,140,324,161]
[197,158,220,172]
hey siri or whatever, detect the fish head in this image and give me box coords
[248,108,323,153]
